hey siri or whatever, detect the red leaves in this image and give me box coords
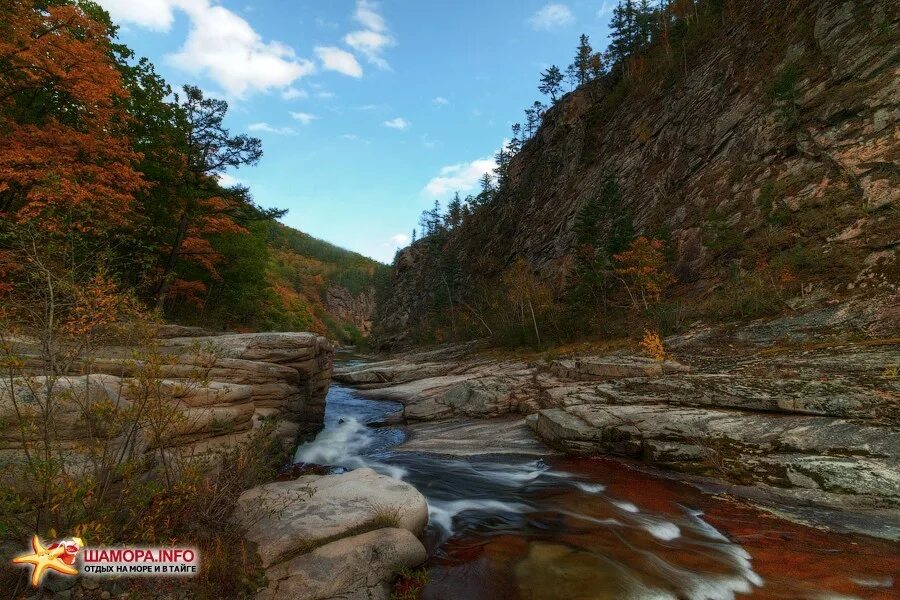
[0,1,144,231]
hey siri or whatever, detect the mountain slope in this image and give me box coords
[375,0,898,347]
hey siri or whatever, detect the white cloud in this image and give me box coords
[432,96,449,106]
[384,117,410,130]
[248,122,295,135]
[216,172,242,187]
[345,30,393,69]
[354,0,387,33]
[289,111,317,125]
[344,1,394,69]
[529,3,575,30]
[99,0,174,30]
[99,0,315,97]
[281,87,308,100]
[389,233,410,246]
[316,90,336,99]
[315,46,363,78]
[597,1,616,16]
[424,156,496,198]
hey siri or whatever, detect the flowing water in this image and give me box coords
[294,375,899,600]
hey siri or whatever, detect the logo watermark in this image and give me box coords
[12,535,198,587]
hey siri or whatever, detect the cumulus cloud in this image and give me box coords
[248,122,295,135]
[383,117,410,130]
[529,3,575,30]
[432,96,449,106]
[344,1,394,69]
[315,46,364,78]
[423,156,496,198]
[98,0,314,97]
[98,0,175,30]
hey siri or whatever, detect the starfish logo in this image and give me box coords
[12,535,83,587]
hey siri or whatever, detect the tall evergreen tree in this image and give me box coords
[446,193,462,229]
[538,65,564,101]
[567,34,595,86]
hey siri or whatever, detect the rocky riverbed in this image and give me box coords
[336,304,900,527]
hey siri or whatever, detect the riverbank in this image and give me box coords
[274,375,899,599]
[335,303,900,540]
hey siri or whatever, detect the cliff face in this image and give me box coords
[325,285,376,336]
[375,0,898,345]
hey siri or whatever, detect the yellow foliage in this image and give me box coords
[640,329,667,362]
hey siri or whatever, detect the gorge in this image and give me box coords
[0,0,898,598]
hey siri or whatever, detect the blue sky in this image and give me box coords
[99,1,615,262]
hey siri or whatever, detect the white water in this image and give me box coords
[293,383,767,600]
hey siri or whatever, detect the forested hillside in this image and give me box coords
[375,0,899,348]
[0,0,382,343]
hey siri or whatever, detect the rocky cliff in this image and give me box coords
[0,332,334,470]
[375,0,898,345]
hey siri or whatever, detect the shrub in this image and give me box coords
[640,330,667,362]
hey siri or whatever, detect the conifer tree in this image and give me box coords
[538,65,564,101]
[567,34,595,86]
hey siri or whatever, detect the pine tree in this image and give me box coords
[411,228,417,243]
[510,123,522,150]
[446,193,462,229]
[508,123,523,154]
[567,34,595,86]
[538,65,564,101]
[609,1,638,71]
[475,172,495,206]
[494,147,511,188]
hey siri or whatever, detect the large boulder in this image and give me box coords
[258,528,426,600]
[234,468,428,568]
[234,469,429,600]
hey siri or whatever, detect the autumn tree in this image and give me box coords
[538,65,564,102]
[154,85,267,309]
[501,258,552,346]
[613,236,675,310]
[0,0,144,233]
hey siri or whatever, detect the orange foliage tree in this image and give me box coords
[613,236,675,310]
[0,0,144,232]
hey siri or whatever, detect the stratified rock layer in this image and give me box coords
[337,305,900,511]
[0,332,334,460]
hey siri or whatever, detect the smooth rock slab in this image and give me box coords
[551,356,691,380]
[258,528,426,600]
[234,468,428,568]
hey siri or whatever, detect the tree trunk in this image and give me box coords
[155,210,190,311]
[527,297,541,347]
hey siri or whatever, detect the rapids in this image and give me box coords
[294,376,899,600]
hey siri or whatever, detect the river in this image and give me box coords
[293,375,899,600]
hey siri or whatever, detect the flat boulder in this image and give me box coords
[258,528,426,600]
[234,468,428,568]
